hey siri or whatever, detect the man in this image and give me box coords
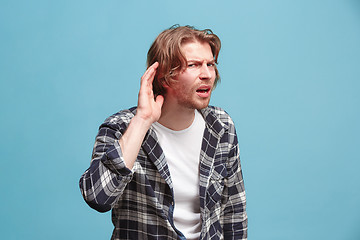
[80,25,247,240]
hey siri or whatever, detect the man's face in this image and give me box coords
[166,40,216,110]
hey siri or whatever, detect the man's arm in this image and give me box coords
[119,62,163,169]
[222,125,248,239]
[79,62,163,212]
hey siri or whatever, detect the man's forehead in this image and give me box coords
[181,41,214,60]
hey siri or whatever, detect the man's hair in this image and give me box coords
[147,25,221,96]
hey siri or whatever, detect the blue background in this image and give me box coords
[1,0,359,239]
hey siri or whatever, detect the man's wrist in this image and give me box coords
[132,114,154,131]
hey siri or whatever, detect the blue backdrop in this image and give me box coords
[1,0,359,239]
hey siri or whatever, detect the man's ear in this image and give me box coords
[162,82,170,95]
[162,77,173,89]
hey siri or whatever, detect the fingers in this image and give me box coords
[150,61,159,69]
[139,62,159,98]
[141,62,159,86]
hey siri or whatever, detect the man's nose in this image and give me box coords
[199,64,212,79]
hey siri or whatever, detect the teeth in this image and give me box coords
[197,89,207,92]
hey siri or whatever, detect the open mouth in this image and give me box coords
[196,88,210,93]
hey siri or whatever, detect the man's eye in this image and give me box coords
[207,63,215,67]
[188,64,197,68]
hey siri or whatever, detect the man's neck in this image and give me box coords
[157,101,196,131]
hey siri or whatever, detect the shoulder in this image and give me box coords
[201,105,235,128]
[100,107,137,130]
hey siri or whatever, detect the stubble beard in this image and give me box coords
[170,81,214,110]
[178,91,212,110]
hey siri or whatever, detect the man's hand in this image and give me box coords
[136,62,164,126]
[119,62,164,169]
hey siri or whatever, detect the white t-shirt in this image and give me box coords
[152,110,205,240]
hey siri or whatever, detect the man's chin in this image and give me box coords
[195,100,211,110]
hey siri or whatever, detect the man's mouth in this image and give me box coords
[196,88,210,93]
[196,86,211,98]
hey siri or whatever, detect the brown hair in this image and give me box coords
[147,25,221,96]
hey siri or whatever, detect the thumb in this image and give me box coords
[155,95,164,107]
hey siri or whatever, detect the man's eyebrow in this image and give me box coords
[187,59,215,63]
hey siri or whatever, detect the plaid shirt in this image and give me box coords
[80,106,247,240]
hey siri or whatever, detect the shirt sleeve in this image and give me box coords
[79,114,136,213]
[222,122,248,239]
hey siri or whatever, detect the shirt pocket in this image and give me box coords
[205,165,226,211]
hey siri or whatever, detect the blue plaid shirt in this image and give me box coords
[80,106,247,239]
